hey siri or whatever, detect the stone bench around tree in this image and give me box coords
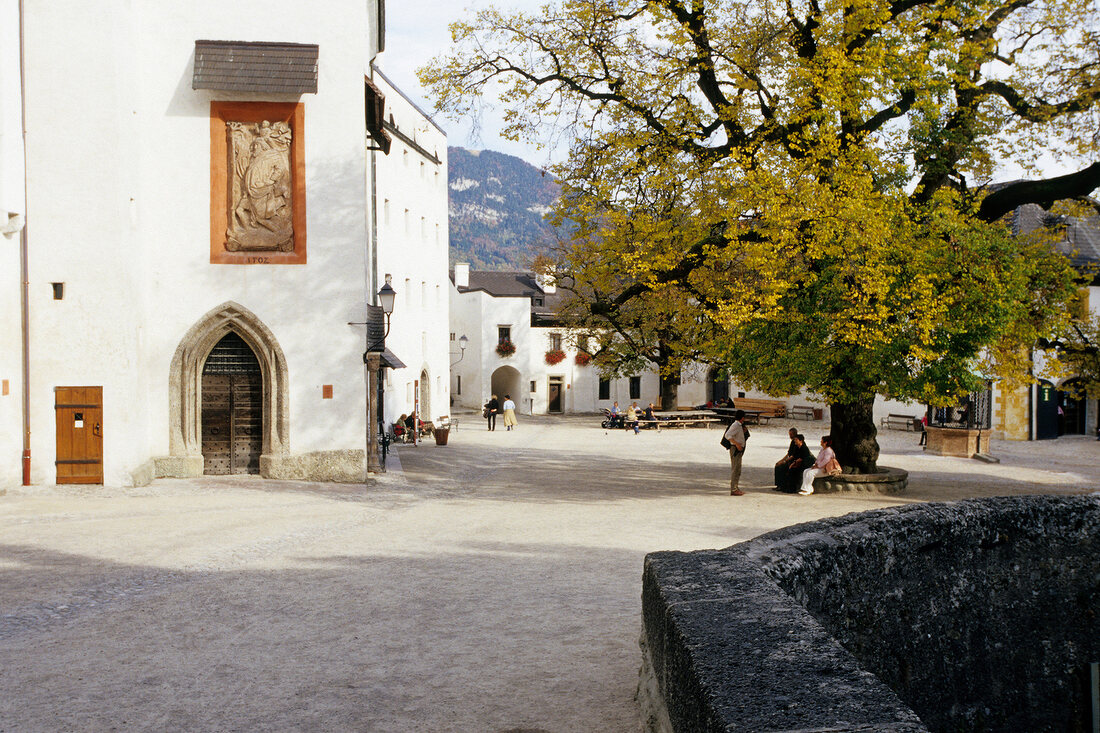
[639,495,1100,733]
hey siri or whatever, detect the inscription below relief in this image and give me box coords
[226,120,293,252]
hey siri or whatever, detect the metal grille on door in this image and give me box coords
[201,332,262,475]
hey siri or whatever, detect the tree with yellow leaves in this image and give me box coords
[422,0,1096,471]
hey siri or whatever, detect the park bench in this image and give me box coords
[789,405,815,420]
[732,398,787,419]
[880,413,920,431]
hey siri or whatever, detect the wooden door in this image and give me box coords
[55,386,103,484]
[201,332,262,475]
[548,378,563,413]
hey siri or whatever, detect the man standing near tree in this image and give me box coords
[723,410,748,496]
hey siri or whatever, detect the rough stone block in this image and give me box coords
[641,495,1100,732]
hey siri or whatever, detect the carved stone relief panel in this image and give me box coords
[226,120,294,251]
[210,102,306,265]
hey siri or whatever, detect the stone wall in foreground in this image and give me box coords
[640,495,1100,733]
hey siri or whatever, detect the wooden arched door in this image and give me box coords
[201,332,263,474]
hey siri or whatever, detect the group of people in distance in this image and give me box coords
[483,394,518,431]
[608,401,659,434]
[773,428,837,495]
[723,410,839,496]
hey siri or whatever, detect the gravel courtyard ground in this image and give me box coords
[2,413,1097,732]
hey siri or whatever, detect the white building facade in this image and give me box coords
[10,0,430,487]
[369,69,451,428]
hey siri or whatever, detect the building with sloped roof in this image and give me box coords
[449,264,711,417]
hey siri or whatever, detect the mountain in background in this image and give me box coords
[448,147,560,270]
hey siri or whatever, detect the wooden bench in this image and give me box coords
[789,405,815,420]
[880,413,920,431]
[732,398,787,419]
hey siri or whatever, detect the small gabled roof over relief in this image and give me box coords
[193,40,319,94]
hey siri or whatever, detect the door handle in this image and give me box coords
[93,422,101,436]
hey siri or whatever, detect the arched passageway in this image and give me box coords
[491,365,523,414]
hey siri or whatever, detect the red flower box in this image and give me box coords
[545,349,566,365]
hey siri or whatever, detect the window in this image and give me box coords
[532,296,544,307]
[629,376,641,399]
[498,326,511,344]
[450,333,455,341]
[530,380,536,392]
[404,278,411,307]
[456,375,461,395]
[598,379,610,400]
[549,333,562,351]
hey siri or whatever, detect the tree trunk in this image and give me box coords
[829,399,879,473]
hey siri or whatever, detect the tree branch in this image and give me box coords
[978,162,1100,221]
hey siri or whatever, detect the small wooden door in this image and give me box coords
[201,332,263,475]
[548,377,563,413]
[55,386,103,484]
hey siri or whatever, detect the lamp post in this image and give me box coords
[451,334,468,366]
[365,276,396,475]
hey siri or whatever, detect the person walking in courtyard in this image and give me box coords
[723,409,748,495]
[502,394,518,431]
[484,395,499,431]
[800,435,836,495]
[773,428,799,489]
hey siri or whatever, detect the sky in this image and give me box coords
[377,1,1076,181]
[378,0,552,166]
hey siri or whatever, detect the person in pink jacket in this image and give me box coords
[799,435,836,495]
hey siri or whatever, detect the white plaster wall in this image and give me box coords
[449,281,485,410]
[22,0,373,485]
[371,70,451,426]
[0,0,23,491]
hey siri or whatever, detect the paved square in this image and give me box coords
[2,414,1096,731]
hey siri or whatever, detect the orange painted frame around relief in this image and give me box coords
[210,102,307,265]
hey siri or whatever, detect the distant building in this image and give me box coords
[449,264,707,415]
[995,203,1100,441]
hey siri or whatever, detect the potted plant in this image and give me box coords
[545,349,566,365]
[496,340,516,357]
[574,352,592,367]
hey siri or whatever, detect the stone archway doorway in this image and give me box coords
[164,302,289,478]
[419,367,431,423]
